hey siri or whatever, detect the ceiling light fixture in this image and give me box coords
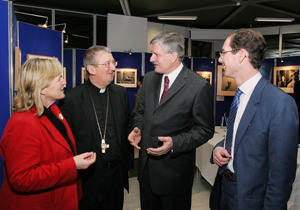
[124,49,132,55]
[15,11,48,27]
[64,35,68,44]
[158,16,198,20]
[254,17,295,22]
[47,23,67,33]
[119,0,131,16]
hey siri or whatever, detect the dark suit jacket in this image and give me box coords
[0,105,80,210]
[210,77,299,210]
[133,65,215,195]
[59,81,132,206]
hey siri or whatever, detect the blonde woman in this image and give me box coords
[0,58,96,210]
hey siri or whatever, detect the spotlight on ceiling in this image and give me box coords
[47,23,67,33]
[254,17,295,22]
[158,16,198,20]
[64,35,68,44]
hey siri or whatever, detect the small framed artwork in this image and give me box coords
[217,65,238,96]
[14,46,22,91]
[63,67,67,88]
[273,66,300,93]
[114,68,137,88]
[81,67,88,84]
[26,54,58,60]
[196,71,212,85]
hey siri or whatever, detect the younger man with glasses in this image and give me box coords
[59,46,133,210]
[210,29,298,210]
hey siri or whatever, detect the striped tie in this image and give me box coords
[219,88,243,174]
[160,76,169,101]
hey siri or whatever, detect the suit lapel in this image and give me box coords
[234,77,267,154]
[154,73,163,109]
[158,66,187,107]
[80,83,103,152]
[40,115,74,154]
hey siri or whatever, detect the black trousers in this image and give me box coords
[140,160,192,210]
[79,164,124,210]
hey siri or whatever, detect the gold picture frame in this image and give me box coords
[196,71,212,85]
[26,54,58,60]
[273,65,300,93]
[81,67,88,84]
[217,65,238,96]
[63,67,67,88]
[114,68,137,88]
[14,46,22,91]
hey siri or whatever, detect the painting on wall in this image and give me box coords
[217,65,238,96]
[81,67,88,84]
[196,71,212,85]
[114,68,137,88]
[63,67,67,88]
[26,54,58,60]
[273,66,300,93]
[14,46,22,91]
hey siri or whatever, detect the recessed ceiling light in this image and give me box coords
[254,17,295,22]
[158,16,198,20]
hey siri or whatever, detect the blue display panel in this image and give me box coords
[63,49,73,91]
[19,22,62,64]
[0,0,9,190]
[76,49,86,87]
[112,52,142,113]
[145,53,154,74]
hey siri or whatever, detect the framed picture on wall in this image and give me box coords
[273,66,300,93]
[81,67,88,84]
[196,71,212,85]
[217,65,238,96]
[26,54,58,60]
[63,67,67,88]
[114,68,137,88]
[14,46,22,91]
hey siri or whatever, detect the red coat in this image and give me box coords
[0,104,81,210]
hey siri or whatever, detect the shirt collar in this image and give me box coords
[88,79,107,93]
[239,72,262,96]
[163,63,183,86]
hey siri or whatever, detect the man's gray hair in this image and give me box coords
[150,31,185,62]
[83,46,112,68]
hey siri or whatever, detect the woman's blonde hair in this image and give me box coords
[13,58,62,116]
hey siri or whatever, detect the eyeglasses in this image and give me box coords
[91,61,118,68]
[219,49,240,57]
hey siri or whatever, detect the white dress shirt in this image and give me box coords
[227,72,262,172]
[159,63,183,101]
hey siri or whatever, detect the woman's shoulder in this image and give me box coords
[10,108,39,124]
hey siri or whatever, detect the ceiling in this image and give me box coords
[11,0,300,58]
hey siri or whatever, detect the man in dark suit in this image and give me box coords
[210,29,299,210]
[128,31,215,210]
[59,46,132,210]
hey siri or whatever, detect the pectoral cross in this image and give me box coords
[101,139,109,153]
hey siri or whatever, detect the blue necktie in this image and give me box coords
[219,88,243,174]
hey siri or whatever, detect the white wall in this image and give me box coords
[191,24,300,41]
[107,13,300,56]
[147,22,190,52]
[107,13,147,52]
